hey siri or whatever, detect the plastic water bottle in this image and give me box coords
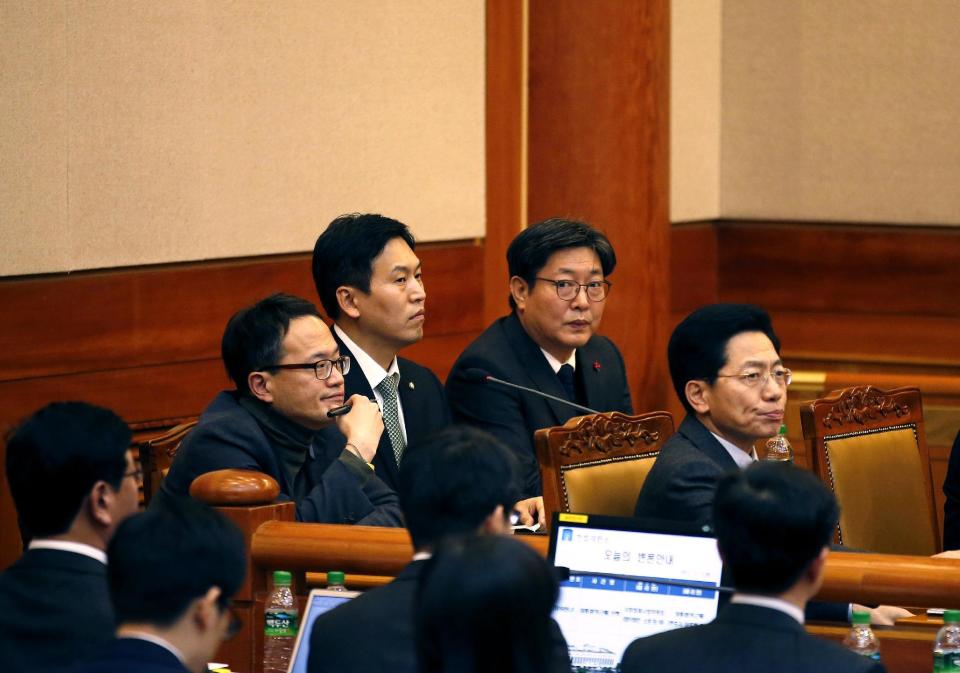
[843,611,881,663]
[934,610,960,671]
[263,570,298,673]
[764,424,793,463]
[326,570,347,592]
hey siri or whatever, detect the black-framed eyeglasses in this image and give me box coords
[265,356,351,380]
[535,278,611,302]
[715,367,792,389]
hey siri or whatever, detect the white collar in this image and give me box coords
[412,550,432,561]
[709,431,757,469]
[28,539,107,565]
[540,348,576,375]
[117,632,187,665]
[334,324,400,388]
[730,593,805,624]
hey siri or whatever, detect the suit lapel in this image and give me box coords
[679,415,741,471]
[332,331,401,487]
[503,313,576,424]
[576,341,607,411]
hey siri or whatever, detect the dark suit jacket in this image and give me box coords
[69,638,189,673]
[333,331,451,491]
[942,429,960,549]
[634,414,850,623]
[307,560,572,673]
[634,414,739,525]
[0,548,114,673]
[159,391,402,525]
[446,313,633,497]
[621,603,886,673]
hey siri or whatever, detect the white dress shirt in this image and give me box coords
[28,539,107,565]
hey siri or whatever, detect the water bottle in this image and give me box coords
[764,424,793,463]
[263,570,298,673]
[843,611,881,663]
[326,570,347,592]
[934,610,960,671]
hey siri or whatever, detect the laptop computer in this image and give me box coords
[548,512,727,672]
[287,588,360,673]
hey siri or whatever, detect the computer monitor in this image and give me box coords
[548,512,726,672]
[287,588,360,673]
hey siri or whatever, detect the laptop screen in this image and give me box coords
[548,512,725,672]
[287,589,359,673]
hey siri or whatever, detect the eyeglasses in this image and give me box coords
[265,355,351,380]
[715,367,792,389]
[535,278,612,302]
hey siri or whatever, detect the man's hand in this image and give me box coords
[513,496,545,528]
[853,604,914,626]
[335,394,383,463]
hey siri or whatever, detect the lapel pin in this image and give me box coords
[408,381,415,390]
[593,361,601,372]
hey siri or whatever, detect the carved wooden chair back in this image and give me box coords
[800,385,939,555]
[137,419,198,506]
[535,411,675,518]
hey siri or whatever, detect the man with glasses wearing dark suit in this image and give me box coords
[160,293,401,525]
[446,218,633,527]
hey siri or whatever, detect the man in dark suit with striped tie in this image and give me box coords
[312,213,452,494]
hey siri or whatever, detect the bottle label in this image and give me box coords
[265,610,299,637]
[935,651,960,671]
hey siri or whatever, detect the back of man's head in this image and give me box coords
[713,462,838,595]
[221,293,321,392]
[108,495,246,627]
[398,426,521,550]
[5,401,130,540]
[668,303,781,414]
[312,213,415,321]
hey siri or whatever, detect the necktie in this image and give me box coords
[557,364,577,403]
[376,373,405,465]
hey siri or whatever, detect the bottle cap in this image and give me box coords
[779,424,787,435]
[327,570,345,586]
[851,611,871,625]
[273,570,292,586]
[945,609,960,624]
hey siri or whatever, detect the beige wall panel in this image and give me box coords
[1,1,485,276]
[0,3,70,272]
[671,0,722,223]
[721,0,960,224]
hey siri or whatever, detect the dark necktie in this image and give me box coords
[557,363,577,403]
[376,373,405,465]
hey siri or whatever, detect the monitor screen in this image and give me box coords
[549,513,724,672]
[287,589,359,673]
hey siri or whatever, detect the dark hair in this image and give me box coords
[713,462,838,594]
[667,303,781,413]
[107,495,246,626]
[398,426,520,550]
[312,213,416,320]
[416,535,558,673]
[221,293,321,391]
[5,402,130,538]
[506,217,617,310]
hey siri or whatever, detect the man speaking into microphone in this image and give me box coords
[446,219,633,525]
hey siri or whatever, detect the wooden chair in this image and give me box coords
[137,419,198,506]
[535,411,674,518]
[800,385,940,555]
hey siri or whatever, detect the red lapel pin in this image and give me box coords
[593,361,601,372]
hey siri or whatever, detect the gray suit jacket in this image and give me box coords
[621,603,886,673]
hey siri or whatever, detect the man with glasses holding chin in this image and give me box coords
[446,218,633,526]
[159,293,402,526]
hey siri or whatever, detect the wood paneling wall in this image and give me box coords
[527,0,672,414]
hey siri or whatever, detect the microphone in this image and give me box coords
[462,368,600,416]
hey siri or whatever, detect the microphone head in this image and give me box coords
[462,368,493,383]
